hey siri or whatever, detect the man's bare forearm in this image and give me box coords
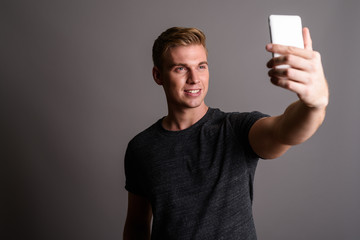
[274,100,326,146]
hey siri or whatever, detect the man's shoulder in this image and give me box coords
[209,108,268,123]
[128,118,162,148]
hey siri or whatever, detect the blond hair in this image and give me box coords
[152,27,207,69]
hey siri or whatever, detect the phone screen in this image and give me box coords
[269,15,304,58]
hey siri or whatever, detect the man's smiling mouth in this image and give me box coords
[185,89,200,93]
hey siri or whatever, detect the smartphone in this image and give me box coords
[268,15,304,60]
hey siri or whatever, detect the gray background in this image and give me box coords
[2,0,359,239]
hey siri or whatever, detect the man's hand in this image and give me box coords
[266,27,329,109]
[249,28,329,159]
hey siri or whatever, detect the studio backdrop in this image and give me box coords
[2,0,359,239]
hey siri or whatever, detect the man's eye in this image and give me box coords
[199,65,207,69]
[175,67,186,72]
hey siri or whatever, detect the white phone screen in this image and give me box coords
[269,15,304,59]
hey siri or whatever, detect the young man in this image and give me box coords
[123,27,329,239]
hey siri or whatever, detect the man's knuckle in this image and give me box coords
[286,68,294,78]
[286,55,295,64]
[314,51,321,59]
[288,46,297,54]
[283,81,291,89]
[282,55,288,63]
[310,51,321,60]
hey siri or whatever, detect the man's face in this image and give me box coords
[154,44,209,111]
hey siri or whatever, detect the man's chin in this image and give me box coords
[184,101,207,110]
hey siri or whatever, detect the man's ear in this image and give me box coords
[152,66,163,85]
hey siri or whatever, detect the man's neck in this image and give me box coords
[162,104,209,131]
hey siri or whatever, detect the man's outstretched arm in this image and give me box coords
[249,27,329,159]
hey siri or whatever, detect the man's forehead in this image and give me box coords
[165,44,207,65]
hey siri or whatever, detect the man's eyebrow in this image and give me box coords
[169,63,187,68]
[168,61,208,69]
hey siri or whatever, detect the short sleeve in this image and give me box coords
[124,140,146,196]
[228,111,269,159]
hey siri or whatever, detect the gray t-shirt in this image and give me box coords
[125,108,268,239]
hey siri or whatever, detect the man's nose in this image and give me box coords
[187,70,200,84]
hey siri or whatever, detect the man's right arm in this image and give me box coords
[123,192,152,240]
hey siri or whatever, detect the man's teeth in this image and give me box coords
[186,90,200,93]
